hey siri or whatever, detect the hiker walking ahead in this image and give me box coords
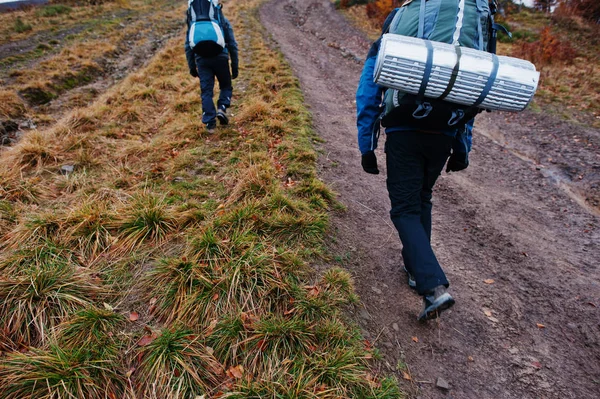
[356,1,495,321]
[185,0,239,132]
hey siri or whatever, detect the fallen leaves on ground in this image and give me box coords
[305,285,320,297]
[137,333,157,347]
[148,297,157,314]
[205,319,218,336]
[227,365,244,379]
[483,308,499,323]
[129,311,139,321]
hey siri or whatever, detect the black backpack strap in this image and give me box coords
[438,46,462,101]
[415,40,434,104]
[473,53,499,107]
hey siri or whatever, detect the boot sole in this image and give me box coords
[217,113,229,125]
[418,293,455,321]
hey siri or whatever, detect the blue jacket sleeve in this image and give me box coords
[222,16,238,68]
[356,9,398,155]
[356,51,384,155]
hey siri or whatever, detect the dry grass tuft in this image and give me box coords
[0,90,27,119]
[5,131,58,170]
[142,257,216,325]
[226,162,277,205]
[4,210,64,249]
[112,194,177,250]
[63,200,115,259]
[0,262,102,346]
[235,98,272,124]
[136,328,223,398]
[0,346,126,399]
[56,307,127,358]
[0,171,53,204]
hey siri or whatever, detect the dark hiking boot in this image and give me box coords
[403,266,416,290]
[216,107,229,125]
[206,122,217,133]
[418,285,455,321]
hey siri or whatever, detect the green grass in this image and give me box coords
[36,5,72,18]
[13,17,32,33]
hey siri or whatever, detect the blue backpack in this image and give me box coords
[187,0,225,57]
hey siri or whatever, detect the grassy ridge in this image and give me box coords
[0,0,401,397]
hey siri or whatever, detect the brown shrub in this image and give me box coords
[365,0,399,25]
[556,0,600,24]
[513,26,577,66]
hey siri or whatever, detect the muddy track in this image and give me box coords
[260,1,600,398]
[0,1,183,146]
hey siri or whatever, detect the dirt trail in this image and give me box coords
[260,1,600,398]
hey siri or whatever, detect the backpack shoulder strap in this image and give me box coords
[418,0,426,39]
[416,0,433,107]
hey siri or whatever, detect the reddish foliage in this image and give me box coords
[513,27,577,66]
[556,0,600,24]
[365,0,399,25]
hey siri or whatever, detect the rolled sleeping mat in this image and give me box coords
[374,34,540,112]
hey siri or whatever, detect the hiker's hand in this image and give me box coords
[189,68,198,78]
[446,152,468,173]
[231,64,238,80]
[361,151,379,175]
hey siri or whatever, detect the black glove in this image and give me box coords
[361,151,379,174]
[446,152,469,173]
[190,68,198,78]
[231,64,238,80]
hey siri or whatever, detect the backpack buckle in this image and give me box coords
[412,102,432,119]
[448,109,465,126]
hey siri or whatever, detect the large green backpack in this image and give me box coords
[381,0,496,131]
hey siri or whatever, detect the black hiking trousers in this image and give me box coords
[385,131,453,295]
[196,54,233,126]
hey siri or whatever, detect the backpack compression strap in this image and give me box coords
[414,0,434,119]
[414,0,474,124]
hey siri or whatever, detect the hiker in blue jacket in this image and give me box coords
[356,8,473,322]
[185,3,239,132]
